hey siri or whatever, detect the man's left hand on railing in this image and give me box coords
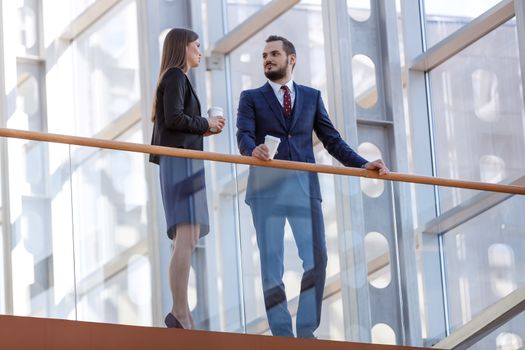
[363,159,389,176]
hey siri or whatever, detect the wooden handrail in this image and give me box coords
[1,127,525,196]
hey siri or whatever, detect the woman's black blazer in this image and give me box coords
[149,67,209,164]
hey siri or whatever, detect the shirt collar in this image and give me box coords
[268,79,294,95]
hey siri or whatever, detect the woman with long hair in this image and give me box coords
[149,28,225,329]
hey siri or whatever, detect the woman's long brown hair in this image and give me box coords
[150,28,199,122]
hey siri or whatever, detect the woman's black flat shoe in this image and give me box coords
[164,313,184,329]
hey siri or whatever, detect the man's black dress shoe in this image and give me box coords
[164,313,184,329]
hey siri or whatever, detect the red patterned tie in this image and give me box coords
[281,85,292,117]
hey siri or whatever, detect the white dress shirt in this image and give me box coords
[268,79,295,109]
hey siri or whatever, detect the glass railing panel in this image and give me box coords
[199,156,244,332]
[69,142,150,326]
[233,163,431,344]
[4,139,75,319]
[2,134,525,349]
[0,141,4,314]
[414,180,525,345]
[441,193,525,333]
[69,148,245,331]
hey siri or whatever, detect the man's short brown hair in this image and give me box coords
[266,35,296,56]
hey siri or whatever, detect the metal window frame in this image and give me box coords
[60,0,123,41]
[411,0,515,72]
[206,0,300,56]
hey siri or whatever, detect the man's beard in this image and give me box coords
[264,58,288,81]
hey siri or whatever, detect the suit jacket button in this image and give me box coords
[288,134,292,139]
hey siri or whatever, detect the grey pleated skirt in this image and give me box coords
[159,156,210,240]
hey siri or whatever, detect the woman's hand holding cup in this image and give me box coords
[207,106,225,134]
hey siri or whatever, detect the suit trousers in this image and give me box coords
[248,178,327,338]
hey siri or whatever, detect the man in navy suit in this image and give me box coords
[236,35,389,338]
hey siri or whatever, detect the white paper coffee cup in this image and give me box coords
[208,106,224,132]
[264,135,281,159]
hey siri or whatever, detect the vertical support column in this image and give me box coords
[322,0,372,342]
[0,0,18,315]
[377,0,422,346]
[401,0,446,344]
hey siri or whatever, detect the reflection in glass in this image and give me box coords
[479,155,506,184]
[496,332,523,350]
[488,243,516,298]
[472,69,500,122]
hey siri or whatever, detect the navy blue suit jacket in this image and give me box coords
[237,82,367,203]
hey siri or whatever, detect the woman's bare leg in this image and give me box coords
[169,223,200,329]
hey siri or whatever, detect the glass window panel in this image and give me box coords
[73,0,140,137]
[429,19,525,213]
[424,0,504,47]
